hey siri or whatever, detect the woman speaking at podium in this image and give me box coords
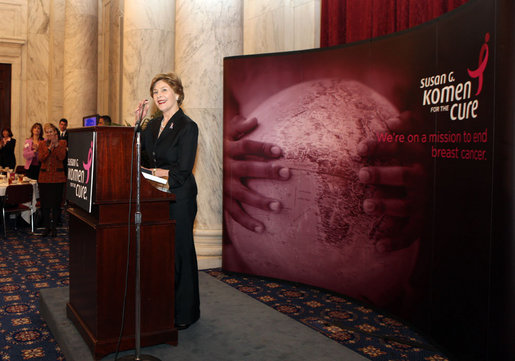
[135,72,200,330]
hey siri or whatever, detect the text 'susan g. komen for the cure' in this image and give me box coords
[67,140,93,201]
[376,33,490,161]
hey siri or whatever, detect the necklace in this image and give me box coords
[158,119,167,137]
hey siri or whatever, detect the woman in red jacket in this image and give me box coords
[38,123,67,237]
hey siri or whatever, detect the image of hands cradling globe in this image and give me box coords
[222,50,431,311]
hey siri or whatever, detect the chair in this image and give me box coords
[1,184,34,237]
[15,165,27,175]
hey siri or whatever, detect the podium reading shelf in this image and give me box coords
[65,126,176,360]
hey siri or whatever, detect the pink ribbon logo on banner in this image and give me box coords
[467,33,489,96]
[83,140,93,183]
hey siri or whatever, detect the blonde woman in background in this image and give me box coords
[37,123,67,237]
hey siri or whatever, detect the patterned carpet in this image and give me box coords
[0,222,68,361]
[1,219,450,361]
[206,270,450,361]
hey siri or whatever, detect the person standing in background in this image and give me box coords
[58,118,68,142]
[98,115,112,126]
[23,122,44,180]
[58,118,69,177]
[0,127,16,169]
[38,123,67,237]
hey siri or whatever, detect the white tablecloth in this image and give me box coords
[0,179,39,224]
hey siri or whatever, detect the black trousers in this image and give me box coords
[38,182,64,230]
[169,196,200,325]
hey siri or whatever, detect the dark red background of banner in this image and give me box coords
[223,1,513,359]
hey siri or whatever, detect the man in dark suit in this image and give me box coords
[57,118,68,173]
[57,118,69,219]
[58,118,68,142]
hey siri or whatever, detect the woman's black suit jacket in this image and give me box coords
[0,138,16,169]
[141,108,198,200]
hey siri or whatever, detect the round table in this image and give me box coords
[0,178,39,224]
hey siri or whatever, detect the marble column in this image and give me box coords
[243,0,321,54]
[26,0,50,133]
[175,0,243,269]
[49,0,65,123]
[121,0,175,125]
[63,0,98,128]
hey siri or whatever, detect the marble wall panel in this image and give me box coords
[122,28,175,123]
[184,107,223,229]
[97,0,108,115]
[67,1,96,16]
[63,0,98,127]
[23,0,50,163]
[0,0,27,40]
[294,0,320,49]
[243,0,320,54]
[51,0,65,35]
[105,10,122,124]
[26,33,49,81]
[64,15,98,71]
[49,0,65,122]
[27,0,49,34]
[243,0,279,20]
[98,0,123,123]
[63,68,97,125]
[244,2,293,54]
[25,33,49,136]
[292,0,320,7]
[176,0,243,268]
[176,1,242,110]
[121,0,175,125]
[195,228,225,269]
[124,0,175,31]
[25,80,47,126]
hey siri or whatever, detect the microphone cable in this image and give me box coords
[114,124,139,360]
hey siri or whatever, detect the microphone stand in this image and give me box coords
[119,116,161,361]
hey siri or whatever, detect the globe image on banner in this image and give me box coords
[224,78,420,307]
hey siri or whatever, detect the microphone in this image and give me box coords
[135,99,149,129]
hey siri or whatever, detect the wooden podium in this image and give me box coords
[65,126,177,360]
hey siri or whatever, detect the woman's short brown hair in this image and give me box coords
[149,72,185,106]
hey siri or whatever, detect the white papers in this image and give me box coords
[141,170,168,184]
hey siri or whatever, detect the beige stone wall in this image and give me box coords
[243,0,321,54]
[98,0,123,124]
[0,0,320,268]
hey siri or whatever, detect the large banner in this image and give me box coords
[222,0,513,359]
